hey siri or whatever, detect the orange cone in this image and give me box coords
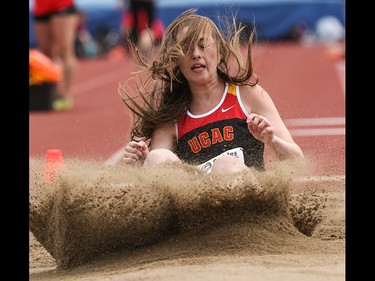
[44,149,64,184]
[29,49,62,84]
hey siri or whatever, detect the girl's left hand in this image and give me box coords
[246,113,275,145]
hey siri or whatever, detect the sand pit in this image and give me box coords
[29,158,345,281]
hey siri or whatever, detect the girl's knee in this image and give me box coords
[143,149,180,166]
[211,155,248,174]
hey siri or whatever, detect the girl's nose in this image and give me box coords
[191,46,202,59]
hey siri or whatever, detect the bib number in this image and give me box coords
[197,147,244,173]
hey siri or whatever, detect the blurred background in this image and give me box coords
[29,0,345,57]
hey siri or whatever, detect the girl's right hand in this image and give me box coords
[123,140,149,164]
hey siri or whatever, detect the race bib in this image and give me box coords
[197,147,245,173]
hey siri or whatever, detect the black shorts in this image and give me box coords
[33,4,79,22]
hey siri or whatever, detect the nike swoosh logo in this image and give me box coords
[221,105,235,112]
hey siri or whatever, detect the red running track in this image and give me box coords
[29,42,345,177]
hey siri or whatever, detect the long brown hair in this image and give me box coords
[118,8,258,142]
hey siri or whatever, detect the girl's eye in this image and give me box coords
[198,39,209,49]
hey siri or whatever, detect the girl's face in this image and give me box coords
[177,30,220,86]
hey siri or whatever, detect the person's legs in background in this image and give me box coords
[33,8,79,111]
[116,0,163,57]
[50,12,79,110]
[34,17,53,58]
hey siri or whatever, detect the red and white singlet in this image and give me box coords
[176,84,264,172]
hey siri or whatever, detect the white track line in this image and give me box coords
[71,65,129,97]
[285,117,345,136]
[289,127,345,136]
[284,117,345,127]
[294,175,345,183]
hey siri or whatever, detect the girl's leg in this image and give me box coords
[211,155,248,174]
[143,149,181,167]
